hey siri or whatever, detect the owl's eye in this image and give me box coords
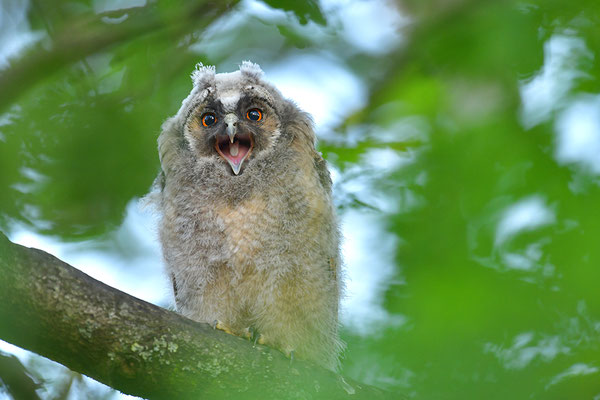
[201,113,217,127]
[246,109,262,122]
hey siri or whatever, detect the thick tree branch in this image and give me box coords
[0,232,393,399]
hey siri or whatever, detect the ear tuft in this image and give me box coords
[191,63,216,87]
[239,61,264,79]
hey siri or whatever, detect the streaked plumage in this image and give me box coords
[151,61,342,369]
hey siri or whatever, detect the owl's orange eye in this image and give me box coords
[246,109,262,122]
[201,113,217,127]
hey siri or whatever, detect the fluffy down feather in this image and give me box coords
[150,61,343,369]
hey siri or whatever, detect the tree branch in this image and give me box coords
[0,0,238,113]
[0,232,393,399]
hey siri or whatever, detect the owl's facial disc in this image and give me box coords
[215,118,253,175]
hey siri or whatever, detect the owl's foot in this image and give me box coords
[280,345,296,364]
[255,334,266,345]
[212,320,235,336]
[241,327,253,340]
[243,327,266,345]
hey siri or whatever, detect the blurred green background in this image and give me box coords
[1,0,600,399]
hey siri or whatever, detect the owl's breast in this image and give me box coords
[215,194,269,266]
[213,173,331,274]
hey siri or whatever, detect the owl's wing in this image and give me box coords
[170,273,178,299]
[156,170,166,191]
[313,152,339,286]
[313,152,333,193]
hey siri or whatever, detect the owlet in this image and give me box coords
[152,61,342,370]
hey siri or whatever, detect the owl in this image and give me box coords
[152,61,342,370]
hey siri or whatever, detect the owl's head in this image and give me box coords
[159,61,312,176]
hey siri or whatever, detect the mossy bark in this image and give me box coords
[0,233,393,399]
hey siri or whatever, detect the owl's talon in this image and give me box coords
[255,334,266,345]
[213,320,235,336]
[282,347,295,364]
[242,327,253,340]
[243,327,265,346]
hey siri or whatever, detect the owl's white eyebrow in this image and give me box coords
[219,92,241,111]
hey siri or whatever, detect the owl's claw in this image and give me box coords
[243,327,265,345]
[241,327,253,340]
[255,335,266,345]
[280,346,295,364]
[212,320,235,336]
[214,322,297,365]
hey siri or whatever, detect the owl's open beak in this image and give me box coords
[215,119,253,175]
[226,121,236,143]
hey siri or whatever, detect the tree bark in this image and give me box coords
[0,232,393,399]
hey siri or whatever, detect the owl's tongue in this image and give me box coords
[226,140,249,163]
[217,133,252,175]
